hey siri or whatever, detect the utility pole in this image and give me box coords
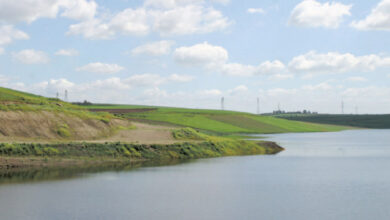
[257,97,260,115]
[221,97,224,110]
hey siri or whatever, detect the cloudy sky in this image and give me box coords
[0,0,390,114]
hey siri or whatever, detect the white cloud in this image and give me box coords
[60,0,97,20]
[288,51,390,75]
[220,61,286,77]
[0,0,97,23]
[345,76,367,82]
[68,2,231,39]
[109,8,150,36]
[198,89,222,96]
[174,42,286,77]
[351,0,390,31]
[229,85,248,95]
[167,74,194,82]
[0,48,4,55]
[132,40,174,56]
[12,49,49,64]
[55,49,79,56]
[247,8,265,14]
[268,73,294,80]
[76,62,124,74]
[174,42,228,66]
[0,25,29,46]
[67,19,115,40]
[151,4,231,36]
[289,0,351,28]
[144,0,229,9]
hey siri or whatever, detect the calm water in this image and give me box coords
[0,129,390,220]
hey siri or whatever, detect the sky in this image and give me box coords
[0,0,390,114]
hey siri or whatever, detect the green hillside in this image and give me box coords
[276,114,390,129]
[83,104,348,134]
[0,87,111,121]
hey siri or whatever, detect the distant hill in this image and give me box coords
[81,104,349,134]
[275,114,390,129]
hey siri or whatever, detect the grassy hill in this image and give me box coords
[275,114,390,129]
[0,87,124,140]
[82,104,348,134]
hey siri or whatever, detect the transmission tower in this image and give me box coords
[341,100,344,114]
[65,90,68,102]
[257,97,260,114]
[221,97,225,110]
[56,92,59,99]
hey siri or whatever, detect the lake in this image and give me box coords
[0,129,389,220]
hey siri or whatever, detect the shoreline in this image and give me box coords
[0,140,284,171]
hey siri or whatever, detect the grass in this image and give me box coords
[276,114,390,129]
[82,104,348,134]
[0,139,283,161]
[0,87,114,122]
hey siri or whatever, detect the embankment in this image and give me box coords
[0,140,284,169]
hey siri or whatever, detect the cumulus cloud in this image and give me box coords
[144,0,230,9]
[67,2,231,39]
[0,25,29,46]
[174,42,228,66]
[247,8,265,14]
[289,0,351,28]
[0,0,98,23]
[174,42,287,77]
[12,49,49,64]
[55,49,79,56]
[132,40,175,56]
[288,51,390,75]
[76,62,124,74]
[220,61,286,76]
[229,85,248,95]
[351,0,390,31]
[167,74,194,82]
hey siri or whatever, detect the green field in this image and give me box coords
[82,104,348,134]
[276,114,390,129]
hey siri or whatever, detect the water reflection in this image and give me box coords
[0,159,191,184]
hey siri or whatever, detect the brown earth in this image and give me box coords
[0,111,128,141]
[0,111,179,144]
[96,122,180,144]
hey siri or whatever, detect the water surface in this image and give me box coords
[0,129,389,220]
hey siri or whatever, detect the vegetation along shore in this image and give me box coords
[0,87,352,171]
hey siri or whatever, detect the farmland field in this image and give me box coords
[81,104,348,134]
[276,114,390,129]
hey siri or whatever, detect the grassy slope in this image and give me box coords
[0,87,112,122]
[82,104,347,134]
[276,114,390,129]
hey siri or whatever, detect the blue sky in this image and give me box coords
[0,0,390,114]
